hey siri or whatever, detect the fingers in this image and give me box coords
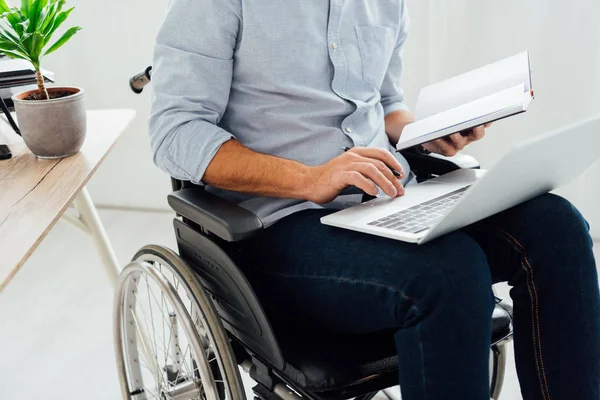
[423,125,488,156]
[351,162,400,197]
[343,171,379,197]
[347,147,405,178]
[460,128,473,137]
[469,125,486,141]
[445,133,469,151]
[339,147,407,197]
[355,156,403,193]
[460,127,486,142]
[422,138,458,157]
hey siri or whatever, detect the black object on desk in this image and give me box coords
[0,144,12,160]
[0,96,19,135]
[0,96,16,161]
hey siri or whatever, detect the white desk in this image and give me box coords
[0,109,136,291]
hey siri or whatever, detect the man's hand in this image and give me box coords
[422,123,491,157]
[306,147,405,205]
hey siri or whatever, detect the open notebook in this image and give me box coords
[396,52,534,151]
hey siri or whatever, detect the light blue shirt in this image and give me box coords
[149,0,412,226]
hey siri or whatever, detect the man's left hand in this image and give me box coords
[422,123,491,157]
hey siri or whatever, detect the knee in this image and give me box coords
[524,194,590,240]
[510,194,596,286]
[397,268,445,328]
[523,194,592,250]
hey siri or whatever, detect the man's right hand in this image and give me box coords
[306,147,406,205]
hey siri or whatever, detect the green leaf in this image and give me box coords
[0,45,30,61]
[6,11,25,37]
[30,30,43,61]
[0,27,29,55]
[0,1,10,13]
[19,31,33,42]
[0,38,21,52]
[0,23,20,43]
[26,0,48,32]
[39,0,60,33]
[20,0,31,17]
[0,28,20,44]
[20,31,34,54]
[43,24,79,55]
[43,5,71,42]
[1,49,31,62]
[14,9,27,22]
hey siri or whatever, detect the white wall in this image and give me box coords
[42,0,600,235]
[43,0,172,210]
[404,0,600,238]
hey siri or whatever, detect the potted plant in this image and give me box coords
[0,0,83,159]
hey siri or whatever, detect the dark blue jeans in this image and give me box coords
[231,194,600,400]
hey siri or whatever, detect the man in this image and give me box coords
[149,0,600,398]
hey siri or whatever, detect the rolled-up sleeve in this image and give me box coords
[148,0,241,183]
[379,0,411,116]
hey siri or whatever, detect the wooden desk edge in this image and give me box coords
[0,109,137,292]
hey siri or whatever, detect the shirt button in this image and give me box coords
[345,127,353,133]
[332,42,338,49]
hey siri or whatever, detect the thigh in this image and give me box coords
[463,193,594,284]
[230,208,492,335]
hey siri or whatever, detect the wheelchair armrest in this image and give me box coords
[168,188,264,242]
[400,148,480,178]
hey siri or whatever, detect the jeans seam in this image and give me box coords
[496,228,552,400]
[472,224,552,400]
[517,260,547,400]
[245,267,418,307]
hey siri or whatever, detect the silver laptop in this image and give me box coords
[321,115,600,244]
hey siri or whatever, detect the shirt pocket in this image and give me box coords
[354,25,396,88]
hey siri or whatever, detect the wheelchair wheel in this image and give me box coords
[114,245,246,400]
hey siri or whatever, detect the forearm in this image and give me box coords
[203,139,313,200]
[384,109,415,145]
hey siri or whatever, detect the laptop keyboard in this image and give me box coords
[366,187,470,234]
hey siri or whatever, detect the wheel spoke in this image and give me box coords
[144,267,210,395]
[134,286,183,359]
[133,292,173,359]
[136,279,205,398]
[130,308,164,393]
[132,288,180,395]
[145,274,161,382]
[159,264,168,374]
[118,251,240,400]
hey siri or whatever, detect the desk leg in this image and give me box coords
[71,187,120,286]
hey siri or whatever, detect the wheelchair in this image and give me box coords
[114,69,514,400]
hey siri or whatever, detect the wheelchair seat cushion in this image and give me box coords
[276,303,513,393]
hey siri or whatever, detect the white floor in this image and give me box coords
[0,209,597,400]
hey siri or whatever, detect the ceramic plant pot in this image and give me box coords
[12,87,86,159]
